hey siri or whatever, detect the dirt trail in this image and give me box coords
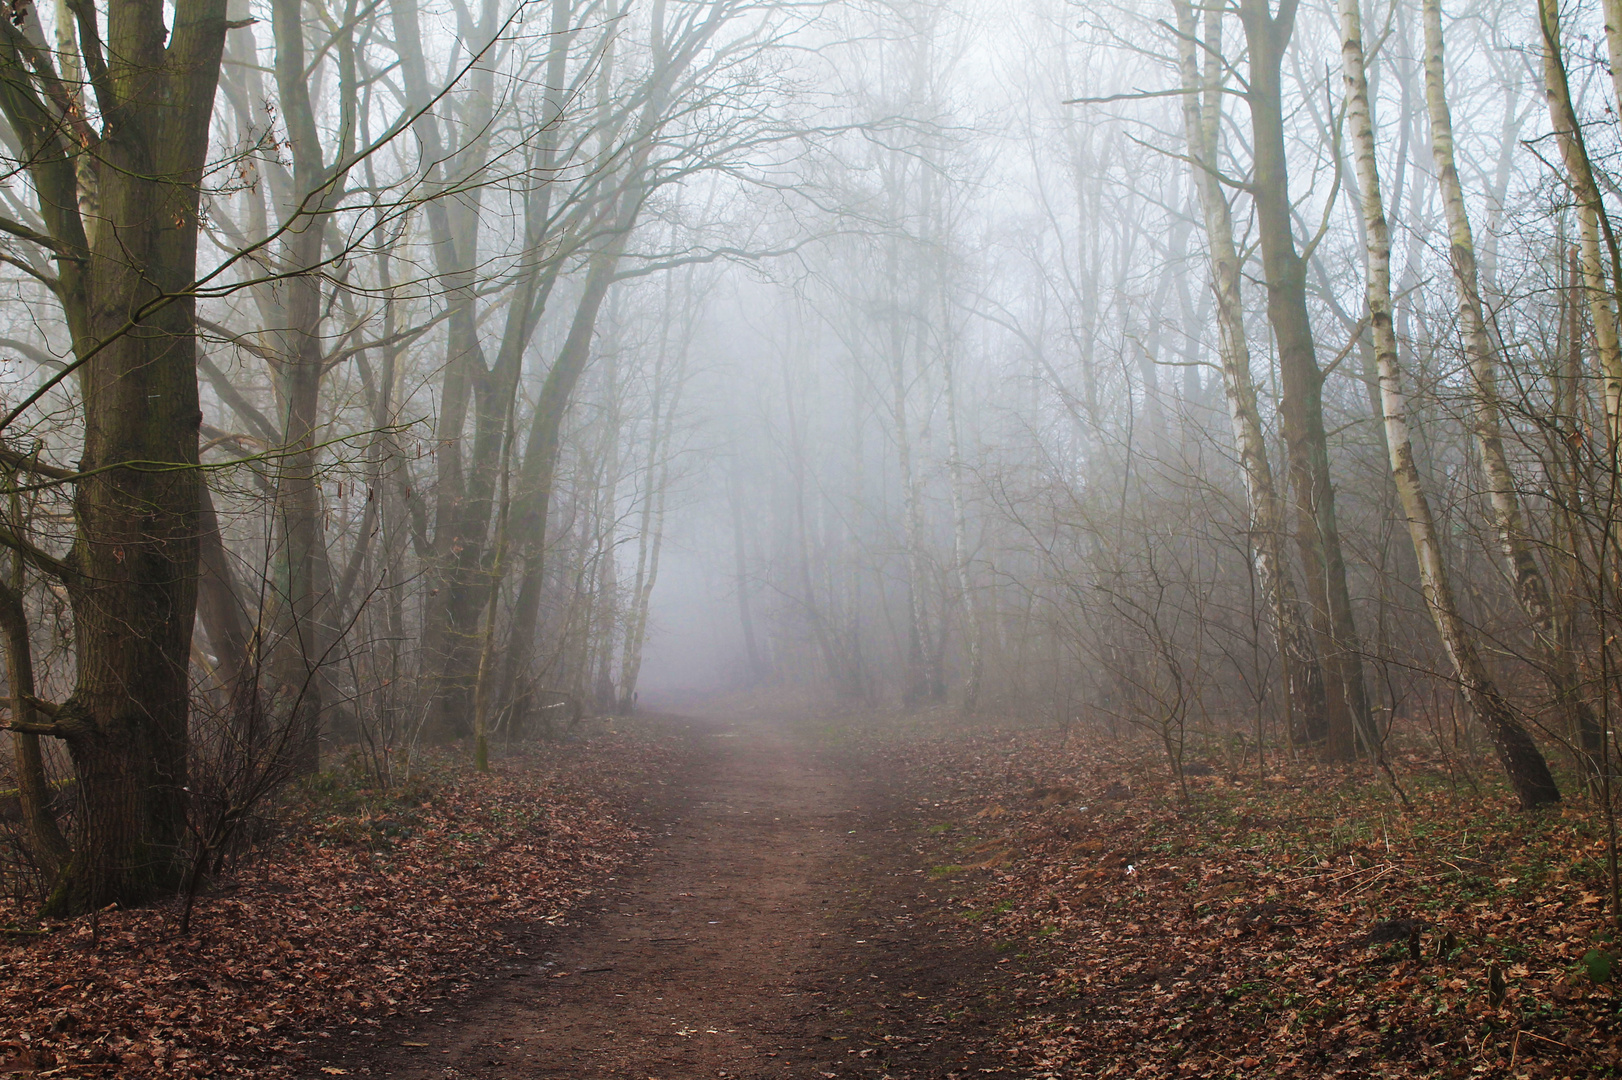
[309,712,1030,1079]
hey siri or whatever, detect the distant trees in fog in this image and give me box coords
[2,0,1620,914]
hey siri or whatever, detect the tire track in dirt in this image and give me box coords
[306,712,1032,1079]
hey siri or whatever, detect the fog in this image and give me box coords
[1,0,1619,915]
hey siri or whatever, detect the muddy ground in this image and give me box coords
[303,710,1033,1079]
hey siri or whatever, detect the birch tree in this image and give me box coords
[1339,0,1559,806]
[1237,0,1373,760]
[1422,0,1602,773]
[1172,0,1327,745]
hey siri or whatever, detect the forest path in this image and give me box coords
[311,710,1030,1079]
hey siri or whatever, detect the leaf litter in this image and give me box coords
[856,717,1622,1079]
[3,710,1619,1080]
[0,728,682,1077]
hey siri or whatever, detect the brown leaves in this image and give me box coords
[0,731,677,1077]
[865,723,1622,1079]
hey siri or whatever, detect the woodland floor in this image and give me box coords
[302,706,1032,1080]
[2,703,1620,1079]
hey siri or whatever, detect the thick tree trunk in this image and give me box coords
[0,0,229,915]
[1174,0,1327,745]
[1340,0,1559,808]
[1238,0,1371,761]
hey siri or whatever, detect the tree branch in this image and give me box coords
[0,445,72,480]
[0,524,72,582]
[0,214,80,259]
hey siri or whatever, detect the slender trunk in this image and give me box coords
[943,322,980,712]
[617,465,669,710]
[887,234,931,706]
[496,0,687,722]
[1540,0,1622,447]
[498,241,631,725]
[472,396,517,772]
[619,313,687,709]
[591,352,623,713]
[196,483,253,697]
[784,358,844,689]
[1602,0,1622,125]
[1341,0,1559,807]
[1423,0,1603,773]
[265,0,364,768]
[393,0,508,742]
[0,567,70,880]
[729,459,763,680]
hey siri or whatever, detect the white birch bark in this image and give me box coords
[1340,0,1559,806]
[1423,0,1602,769]
[1539,0,1622,446]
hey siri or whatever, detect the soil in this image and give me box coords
[302,710,1032,1079]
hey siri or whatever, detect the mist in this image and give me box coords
[4,0,1622,1071]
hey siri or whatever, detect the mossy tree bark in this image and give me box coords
[0,0,230,913]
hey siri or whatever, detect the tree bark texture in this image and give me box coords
[0,0,230,913]
[1423,0,1603,773]
[1340,0,1559,807]
[1539,0,1622,448]
[1174,0,1327,745]
[1238,0,1371,760]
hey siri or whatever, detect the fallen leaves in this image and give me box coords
[861,718,1622,1079]
[0,729,681,1077]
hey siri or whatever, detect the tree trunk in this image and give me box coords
[494,0,693,725]
[0,569,69,881]
[729,458,764,681]
[391,0,507,742]
[589,350,623,714]
[1340,0,1559,808]
[497,241,631,724]
[0,0,229,915]
[1539,0,1622,447]
[1422,0,1603,775]
[886,227,932,707]
[1238,0,1372,760]
[943,312,981,713]
[619,296,686,710]
[1174,0,1327,745]
[195,483,253,698]
[472,393,516,772]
